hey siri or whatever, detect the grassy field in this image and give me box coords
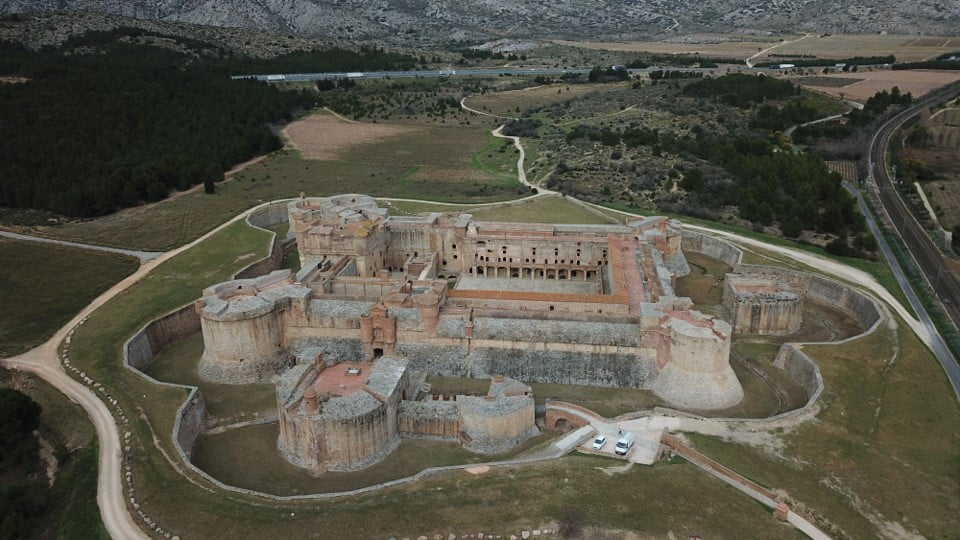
[0,238,138,358]
[687,316,960,538]
[470,196,618,224]
[146,332,276,423]
[464,83,622,118]
[193,425,559,496]
[28,119,522,252]
[0,373,108,539]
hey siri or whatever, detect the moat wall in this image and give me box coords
[681,230,743,268]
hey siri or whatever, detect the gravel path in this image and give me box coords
[0,230,161,262]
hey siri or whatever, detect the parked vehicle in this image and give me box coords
[592,435,607,450]
[614,431,636,456]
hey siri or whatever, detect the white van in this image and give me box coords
[614,431,636,456]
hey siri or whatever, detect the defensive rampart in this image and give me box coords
[681,230,743,268]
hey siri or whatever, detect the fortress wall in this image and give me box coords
[652,319,743,410]
[468,347,657,388]
[237,201,289,280]
[144,304,201,354]
[447,294,628,315]
[122,305,213,466]
[235,236,283,280]
[198,309,285,384]
[277,406,325,471]
[174,390,208,459]
[398,401,461,440]
[322,405,399,472]
[125,304,199,371]
[773,345,823,408]
[459,397,538,454]
[737,264,881,330]
[724,289,804,335]
[681,231,743,268]
[393,343,468,375]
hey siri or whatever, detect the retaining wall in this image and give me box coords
[681,230,743,268]
[234,201,291,280]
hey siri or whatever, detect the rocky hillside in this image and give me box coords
[1,0,957,45]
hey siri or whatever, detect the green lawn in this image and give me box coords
[193,425,559,496]
[470,196,618,225]
[688,317,960,539]
[146,332,276,423]
[0,238,138,358]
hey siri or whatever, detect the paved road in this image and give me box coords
[846,184,960,401]
[865,82,960,397]
[230,64,787,83]
[0,230,161,262]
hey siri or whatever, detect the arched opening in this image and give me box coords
[511,269,520,278]
[373,348,384,359]
[554,418,572,431]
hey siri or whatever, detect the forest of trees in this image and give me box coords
[562,122,865,244]
[0,29,418,218]
[750,98,830,131]
[754,55,895,68]
[681,73,798,107]
[0,387,104,539]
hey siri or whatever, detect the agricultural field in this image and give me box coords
[826,160,859,183]
[797,69,960,102]
[0,238,138,358]
[903,106,960,230]
[763,33,960,63]
[551,36,784,60]
[283,113,418,159]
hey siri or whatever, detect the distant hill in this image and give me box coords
[1,0,957,44]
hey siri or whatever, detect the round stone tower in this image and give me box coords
[651,311,743,410]
[196,286,284,384]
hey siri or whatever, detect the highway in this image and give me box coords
[229,64,762,82]
[866,80,960,398]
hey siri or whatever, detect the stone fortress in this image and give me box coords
[722,273,805,336]
[194,194,754,472]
